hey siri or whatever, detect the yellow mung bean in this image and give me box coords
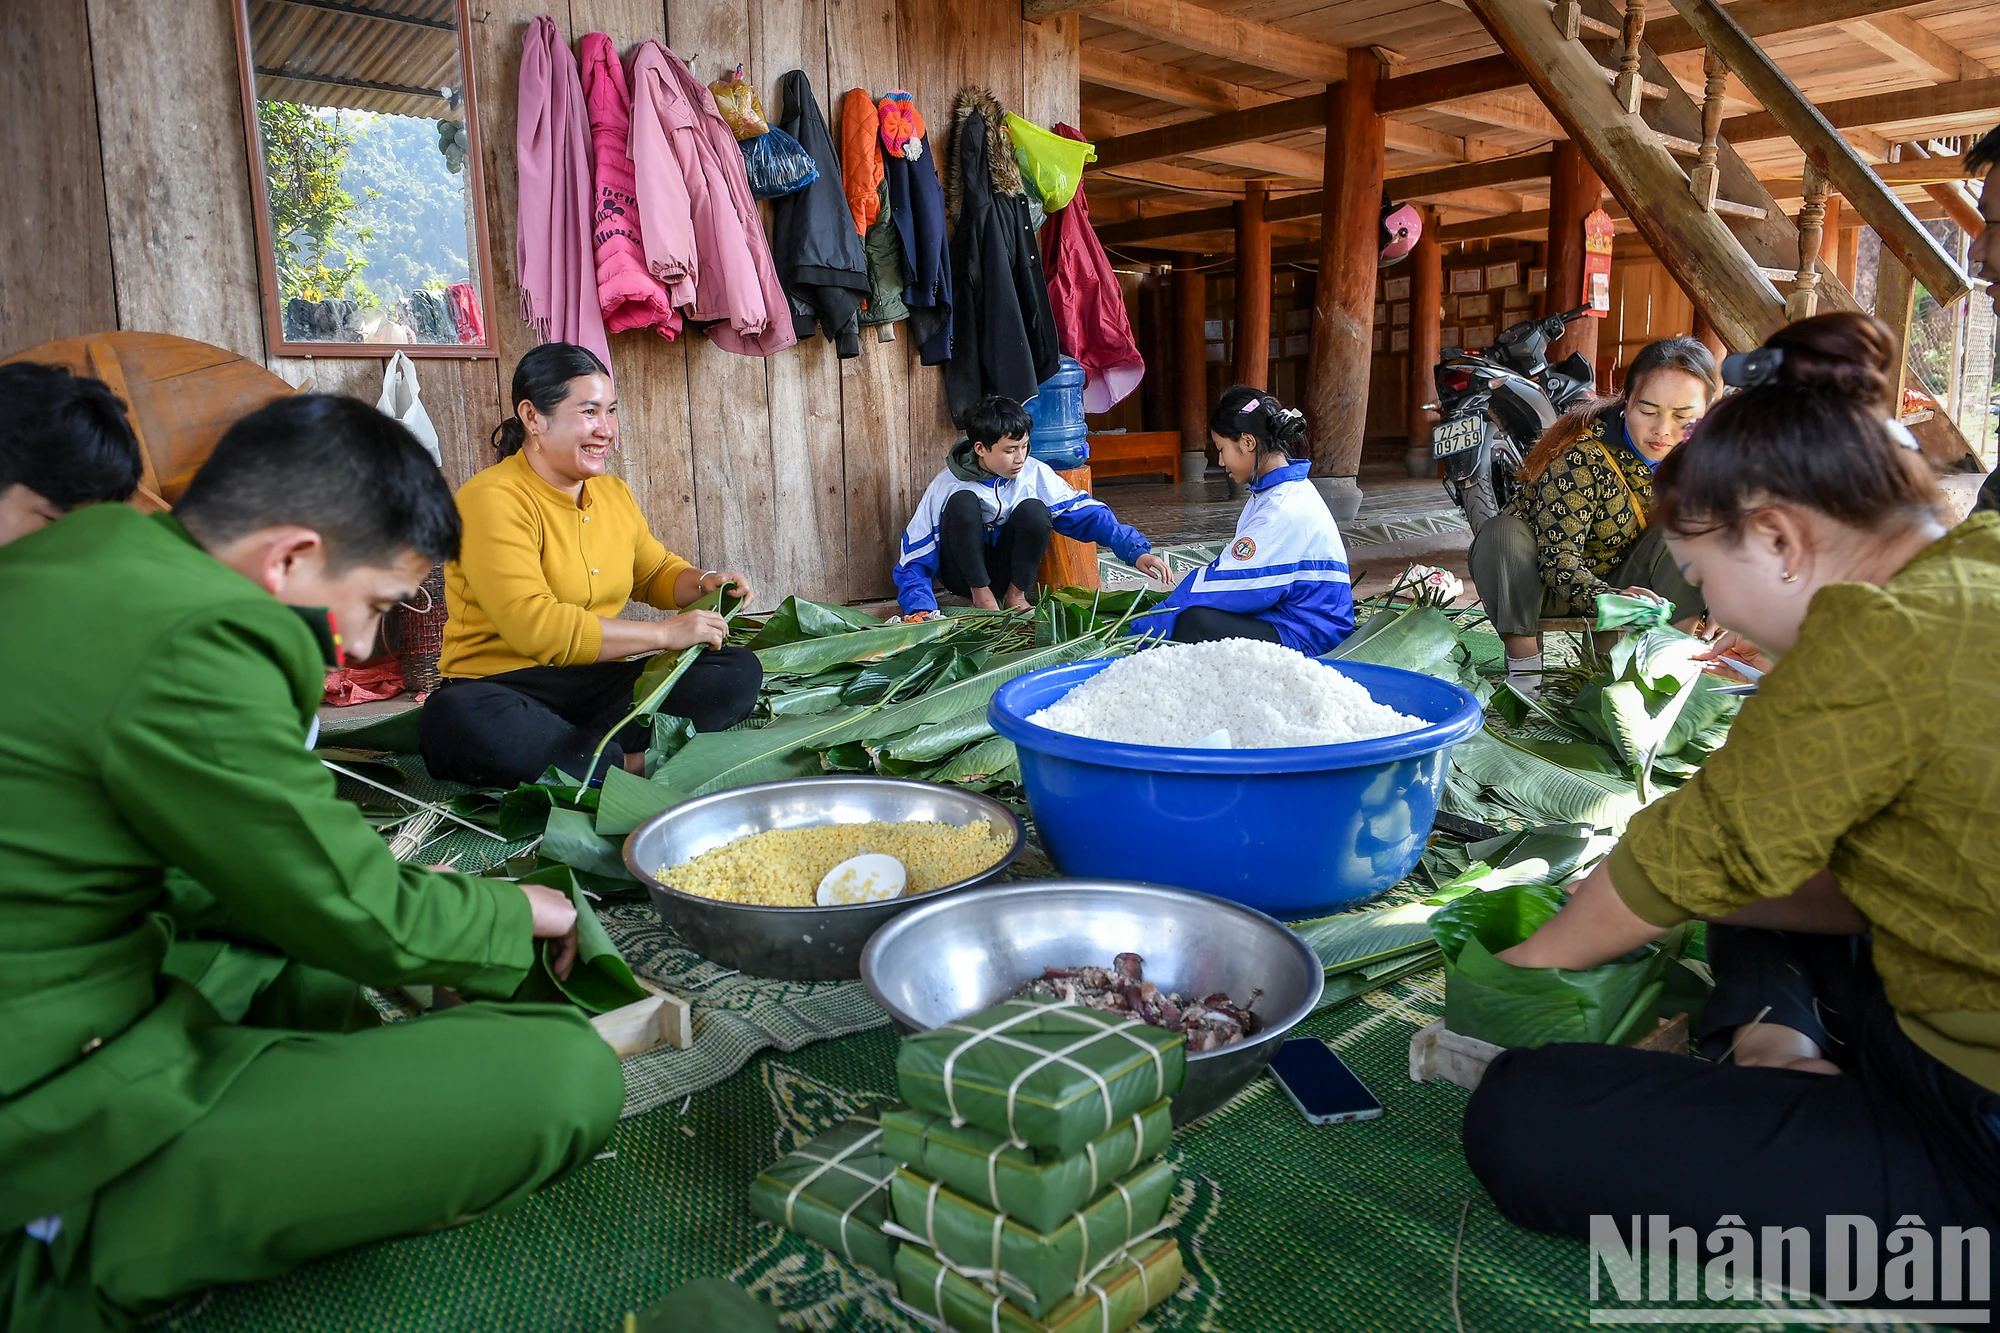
[656,820,1011,907]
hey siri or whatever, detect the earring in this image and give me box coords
[1781,570,1798,584]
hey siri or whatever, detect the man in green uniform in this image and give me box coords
[1,395,625,1331]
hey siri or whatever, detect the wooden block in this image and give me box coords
[1087,431,1183,482]
[1409,1019,1505,1090]
[590,991,693,1057]
[1036,465,1101,591]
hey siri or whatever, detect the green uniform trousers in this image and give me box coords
[6,973,624,1333]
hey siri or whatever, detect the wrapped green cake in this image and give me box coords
[896,999,1186,1154]
[747,1116,899,1276]
[879,1100,1172,1234]
[886,1159,1176,1317]
[893,1236,1183,1333]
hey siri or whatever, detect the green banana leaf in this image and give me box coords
[1450,732,1642,830]
[595,766,687,837]
[843,642,985,704]
[317,708,424,754]
[768,681,854,715]
[541,806,636,883]
[745,596,881,648]
[518,865,651,1014]
[820,742,875,772]
[820,633,1116,747]
[755,620,952,675]
[1328,603,1461,674]
[1287,901,1440,973]
[630,586,741,705]
[1317,948,1442,1011]
[658,708,870,796]
[933,737,1017,782]
[878,707,996,762]
[1660,674,1740,760]
[1596,673,1704,800]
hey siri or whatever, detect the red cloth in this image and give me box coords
[1040,123,1143,414]
[446,281,486,345]
[578,32,681,339]
[323,660,406,707]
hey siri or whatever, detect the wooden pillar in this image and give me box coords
[1405,204,1443,478]
[1688,47,1726,210]
[1306,52,1384,483]
[1692,309,1727,363]
[1877,248,1917,414]
[1174,261,1209,468]
[1835,221,1861,293]
[1234,182,1272,390]
[1546,140,1603,373]
[1787,161,1829,320]
[1138,269,1173,432]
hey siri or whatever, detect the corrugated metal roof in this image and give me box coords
[249,0,462,121]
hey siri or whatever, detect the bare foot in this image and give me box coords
[1730,1022,1838,1074]
[969,586,1000,611]
[1001,586,1031,611]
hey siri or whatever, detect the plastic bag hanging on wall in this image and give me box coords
[742,129,819,200]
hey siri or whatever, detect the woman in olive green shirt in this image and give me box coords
[1462,314,1999,1309]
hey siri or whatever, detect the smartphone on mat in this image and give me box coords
[1268,1038,1384,1126]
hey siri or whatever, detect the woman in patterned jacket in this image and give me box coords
[1466,336,1718,692]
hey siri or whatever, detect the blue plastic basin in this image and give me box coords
[988,658,1484,917]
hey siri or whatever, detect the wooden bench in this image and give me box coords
[1086,430,1182,483]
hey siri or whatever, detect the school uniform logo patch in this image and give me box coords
[1231,537,1257,561]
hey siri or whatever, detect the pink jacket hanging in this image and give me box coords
[516,15,611,369]
[1041,122,1143,413]
[629,42,796,357]
[578,32,680,339]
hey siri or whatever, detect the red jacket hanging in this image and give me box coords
[1039,123,1142,413]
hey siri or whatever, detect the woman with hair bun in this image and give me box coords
[1130,384,1355,655]
[420,342,763,789]
[1459,313,2000,1298]
[1468,336,1718,693]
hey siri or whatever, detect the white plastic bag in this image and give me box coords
[377,350,441,466]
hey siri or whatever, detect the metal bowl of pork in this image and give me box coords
[622,777,1024,981]
[860,879,1324,1125]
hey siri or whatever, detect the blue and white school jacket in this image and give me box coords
[893,456,1152,615]
[1129,461,1354,655]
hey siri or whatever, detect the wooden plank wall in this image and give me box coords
[0,0,1077,610]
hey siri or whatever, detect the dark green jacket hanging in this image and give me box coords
[0,504,534,1233]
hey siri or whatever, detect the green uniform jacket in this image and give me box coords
[0,505,534,1232]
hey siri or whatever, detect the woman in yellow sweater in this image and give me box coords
[420,344,762,788]
[1462,315,1999,1307]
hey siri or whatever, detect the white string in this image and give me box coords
[780,1119,886,1229]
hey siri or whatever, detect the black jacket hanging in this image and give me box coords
[770,70,871,358]
[940,87,1059,425]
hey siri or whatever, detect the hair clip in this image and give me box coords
[1884,418,1921,451]
[1239,398,1261,413]
[1721,346,1784,389]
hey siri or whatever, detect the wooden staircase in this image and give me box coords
[1463,0,1978,461]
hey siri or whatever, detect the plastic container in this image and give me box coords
[1023,357,1089,470]
[988,658,1484,917]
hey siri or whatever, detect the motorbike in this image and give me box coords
[1427,305,1598,533]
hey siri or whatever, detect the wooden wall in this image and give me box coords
[0,0,1078,608]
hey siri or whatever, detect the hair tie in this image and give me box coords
[1721,347,1784,389]
[1278,407,1305,426]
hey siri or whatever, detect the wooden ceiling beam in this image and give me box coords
[1837,14,1993,85]
[1079,45,1279,113]
[1090,0,1349,83]
[1087,93,1326,171]
[1643,0,1940,55]
[1723,76,2000,143]
[1376,54,1522,110]
[1090,161,1266,194]
[1082,107,1329,177]
[1426,90,1566,137]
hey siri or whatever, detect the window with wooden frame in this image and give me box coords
[231,0,498,357]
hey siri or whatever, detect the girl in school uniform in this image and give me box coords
[1131,386,1355,656]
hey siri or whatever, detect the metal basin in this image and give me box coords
[861,880,1324,1125]
[622,777,1024,981]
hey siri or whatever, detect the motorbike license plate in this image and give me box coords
[1431,416,1482,459]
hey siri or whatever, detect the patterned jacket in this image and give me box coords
[1504,407,1653,614]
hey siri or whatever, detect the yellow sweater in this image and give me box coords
[1611,513,2000,1091]
[439,450,693,678]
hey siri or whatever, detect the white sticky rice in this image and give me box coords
[1026,639,1426,749]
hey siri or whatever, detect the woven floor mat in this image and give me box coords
[172,963,1809,1333]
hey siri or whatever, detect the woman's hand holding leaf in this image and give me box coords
[1692,629,1772,680]
[657,608,729,653]
[700,569,753,604]
[520,881,580,980]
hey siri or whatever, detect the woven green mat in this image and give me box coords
[162,967,1576,1333]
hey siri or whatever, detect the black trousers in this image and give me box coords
[418,647,762,789]
[1169,605,1282,646]
[1463,932,2000,1319]
[938,491,1051,597]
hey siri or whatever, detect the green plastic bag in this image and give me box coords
[1004,115,1094,212]
[1431,883,1684,1048]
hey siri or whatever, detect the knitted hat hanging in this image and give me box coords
[878,90,926,160]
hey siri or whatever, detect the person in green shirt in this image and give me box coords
[1,394,624,1331]
[1459,314,1999,1311]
